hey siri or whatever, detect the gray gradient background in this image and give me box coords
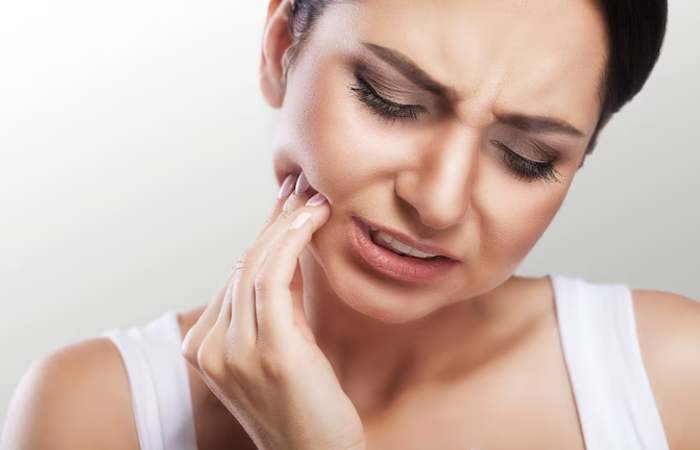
[0,0,698,428]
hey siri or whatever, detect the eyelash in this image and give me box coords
[349,72,425,124]
[349,72,561,183]
[490,140,562,183]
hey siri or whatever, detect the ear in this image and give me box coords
[260,0,294,108]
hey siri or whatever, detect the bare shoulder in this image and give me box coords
[0,337,139,450]
[632,289,700,450]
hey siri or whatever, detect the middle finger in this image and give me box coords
[229,172,329,342]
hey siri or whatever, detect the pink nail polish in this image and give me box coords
[290,212,311,230]
[305,192,328,207]
[295,172,310,194]
[278,173,297,199]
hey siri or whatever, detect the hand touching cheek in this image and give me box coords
[182,172,367,450]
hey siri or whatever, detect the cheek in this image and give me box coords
[273,65,358,196]
[272,56,572,301]
[271,61,417,201]
[474,169,568,273]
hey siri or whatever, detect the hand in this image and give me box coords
[182,172,366,450]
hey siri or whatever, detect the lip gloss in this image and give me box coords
[348,217,460,283]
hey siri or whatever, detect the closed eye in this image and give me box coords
[348,70,426,125]
[490,139,562,183]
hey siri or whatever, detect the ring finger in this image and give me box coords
[229,173,329,342]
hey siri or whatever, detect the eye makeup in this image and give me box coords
[348,67,427,125]
[490,139,562,183]
[345,57,565,183]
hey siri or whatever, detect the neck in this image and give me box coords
[297,250,544,416]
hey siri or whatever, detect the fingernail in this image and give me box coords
[295,171,310,194]
[290,212,311,230]
[278,173,297,199]
[305,192,327,207]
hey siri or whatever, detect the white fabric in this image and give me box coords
[103,276,670,450]
[551,275,669,450]
[103,310,198,450]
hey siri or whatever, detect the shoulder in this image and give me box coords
[1,337,139,450]
[632,289,700,450]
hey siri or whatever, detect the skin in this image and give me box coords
[2,0,699,449]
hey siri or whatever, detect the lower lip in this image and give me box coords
[348,217,460,283]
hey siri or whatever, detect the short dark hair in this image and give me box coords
[283,0,668,157]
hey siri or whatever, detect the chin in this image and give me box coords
[301,218,459,324]
[298,197,544,325]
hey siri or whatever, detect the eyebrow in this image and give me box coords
[361,41,587,138]
[495,113,586,138]
[361,42,455,100]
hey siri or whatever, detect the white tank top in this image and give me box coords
[102,275,670,450]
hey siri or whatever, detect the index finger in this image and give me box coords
[256,171,317,242]
[253,172,298,242]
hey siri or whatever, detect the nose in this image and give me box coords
[394,127,479,230]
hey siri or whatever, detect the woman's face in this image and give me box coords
[267,0,608,323]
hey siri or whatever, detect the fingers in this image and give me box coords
[253,171,311,242]
[225,248,259,345]
[253,173,298,242]
[182,267,236,369]
[229,171,330,344]
[184,169,329,378]
[253,211,317,345]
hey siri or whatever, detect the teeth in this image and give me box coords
[377,230,393,244]
[370,229,438,259]
[390,239,412,254]
[408,248,432,258]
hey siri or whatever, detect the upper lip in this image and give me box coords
[355,216,460,261]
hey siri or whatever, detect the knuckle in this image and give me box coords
[231,250,256,285]
[181,334,200,366]
[254,272,273,295]
[278,208,294,221]
[254,257,283,293]
[197,338,222,378]
[233,250,252,273]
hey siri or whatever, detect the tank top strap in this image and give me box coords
[550,275,669,450]
[103,311,198,450]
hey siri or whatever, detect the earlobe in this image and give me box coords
[260,0,294,108]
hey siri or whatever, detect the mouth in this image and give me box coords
[369,227,439,259]
[348,217,460,283]
[364,220,455,259]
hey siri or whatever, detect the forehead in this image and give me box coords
[311,0,608,136]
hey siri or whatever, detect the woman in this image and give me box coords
[2,0,698,449]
